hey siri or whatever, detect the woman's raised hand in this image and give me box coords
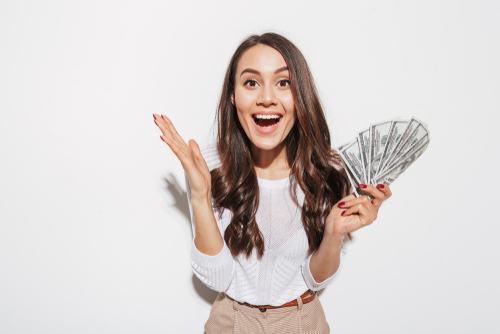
[325,184,393,236]
[153,114,211,198]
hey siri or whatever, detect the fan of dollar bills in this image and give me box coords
[337,117,430,197]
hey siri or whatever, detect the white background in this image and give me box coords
[1,0,499,333]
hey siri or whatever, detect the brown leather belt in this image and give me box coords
[237,290,316,312]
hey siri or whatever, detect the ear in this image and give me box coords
[231,94,235,106]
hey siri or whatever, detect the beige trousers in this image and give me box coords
[204,292,330,334]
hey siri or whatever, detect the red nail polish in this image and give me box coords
[360,184,367,189]
[154,119,158,125]
[377,184,385,189]
[153,114,156,119]
[341,210,346,216]
[338,202,345,207]
[160,135,164,141]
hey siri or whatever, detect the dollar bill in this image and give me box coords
[337,140,369,198]
[367,118,399,184]
[371,137,430,186]
[339,138,366,185]
[337,116,430,193]
[382,121,430,173]
[341,160,371,198]
[336,141,350,153]
[379,117,425,173]
[375,119,410,177]
[357,128,370,183]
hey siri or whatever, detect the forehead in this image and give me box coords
[236,44,287,75]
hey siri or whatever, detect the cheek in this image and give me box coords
[234,88,254,111]
[281,94,295,127]
[277,91,295,117]
[283,103,296,136]
[281,94,294,112]
[285,114,296,133]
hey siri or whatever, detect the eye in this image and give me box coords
[244,79,259,88]
[277,79,291,88]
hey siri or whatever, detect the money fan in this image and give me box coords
[337,117,430,197]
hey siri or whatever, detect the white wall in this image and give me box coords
[1,0,499,333]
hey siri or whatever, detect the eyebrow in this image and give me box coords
[239,66,289,77]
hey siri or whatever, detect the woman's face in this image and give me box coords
[233,44,296,152]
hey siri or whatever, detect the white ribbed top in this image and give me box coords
[185,142,348,306]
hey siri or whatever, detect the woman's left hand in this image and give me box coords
[325,184,392,237]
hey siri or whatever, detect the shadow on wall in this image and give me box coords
[163,173,218,306]
[162,172,325,304]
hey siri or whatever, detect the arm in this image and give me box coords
[302,233,347,291]
[303,183,393,289]
[154,113,234,292]
[189,186,224,256]
[185,173,235,293]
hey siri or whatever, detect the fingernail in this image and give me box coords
[153,114,156,119]
[154,119,158,125]
[360,184,367,189]
[338,202,345,207]
[341,210,346,216]
[377,184,385,189]
[160,135,164,141]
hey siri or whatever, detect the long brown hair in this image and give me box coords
[211,33,350,258]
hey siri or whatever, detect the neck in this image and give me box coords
[250,141,291,180]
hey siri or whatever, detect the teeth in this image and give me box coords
[255,114,280,119]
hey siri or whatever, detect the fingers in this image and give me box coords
[161,115,183,145]
[374,183,392,199]
[353,183,391,208]
[333,186,388,234]
[339,184,392,209]
[154,114,192,166]
[157,114,191,155]
[154,114,186,152]
[339,194,371,208]
[336,194,356,207]
[336,193,356,208]
[338,194,377,217]
[154,113,174,143]
[340,202,377,227]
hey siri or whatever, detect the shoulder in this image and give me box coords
[198,142,222,172]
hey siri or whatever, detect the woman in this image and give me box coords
[153,33,392,333]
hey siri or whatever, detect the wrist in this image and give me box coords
[323,229,344,245]
[191,191,212,207]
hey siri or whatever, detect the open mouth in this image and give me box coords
[253,115,282,127]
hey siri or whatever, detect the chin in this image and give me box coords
[251,137,283,151]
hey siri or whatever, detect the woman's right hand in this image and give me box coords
[153,114,211,198]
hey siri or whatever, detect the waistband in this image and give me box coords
[228,290,316,312]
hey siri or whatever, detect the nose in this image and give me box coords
[256,84,278,107]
